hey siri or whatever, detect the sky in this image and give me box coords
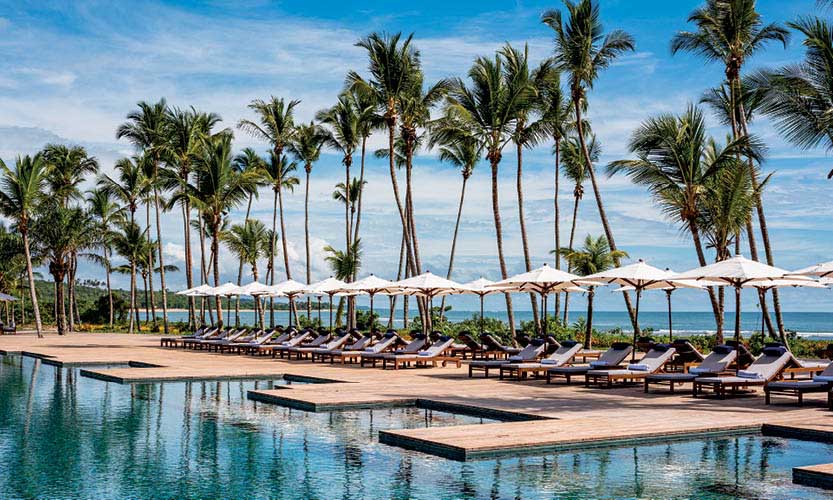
[1,0,832,314]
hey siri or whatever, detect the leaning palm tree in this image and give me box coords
[0,155,47,336]
[607,105,759,339]
[442,53,536,337]
[542,0,638,327]
[86,188,124,327]
[288,121,325,316]
[112,221,148,333]
[349,32,420,282]
[189,131,259,328]
[671,0,789,335]
[117,99,172,333]
[349,88,384,245]
[262,151,300,325]
[558,235,628,348]
[223,219,271,328]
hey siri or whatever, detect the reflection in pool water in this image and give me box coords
[0,354,830,499]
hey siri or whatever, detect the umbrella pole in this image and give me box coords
[370,294,374,332]
[329,294,333,333]
[632,288,641,362]
[666,290,673,343]
[759,289,765,339]
[227,297,231,327]
[318,297,322,326]
[735,285,742,375]
[542,294,548,337]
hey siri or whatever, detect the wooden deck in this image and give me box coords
[3,332,833,463]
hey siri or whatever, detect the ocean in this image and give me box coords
[157,308,833,340]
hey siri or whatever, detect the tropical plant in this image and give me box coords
[230,147,266,321]
[112,221,147,333]
[117,99,172,333]
[324,240,362,325]
[558,235,628,348]
[86,188,124,327]
[0,155,47,336]
[223,219,271,327]
[542,0,638,327]
[41,144,100,207]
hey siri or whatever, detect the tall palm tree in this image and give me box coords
[671,0,789,336]
[41,144,100,207]
[117,99,172,333]
[556,133,595,323]
[223,219,271,328]
[349,32,420,283]
[30,202,94,335]
[443,53,536,337]
[332,177,365,220]
[263,151,300,325]
[430,128,480,314]
[230,148,266,323]
[189,132,258,328]
[162,106,221,328]
[238,97,299,324]
[542,0,638,328]
[608,105,757,341]
[86,188,123,327]
[112,221,147,333]
[288,122,325,315]
[350,88,384,246]
[0,155,47,336]
[558,235,627,348]
[324,240,362,326]
[536,64,573,317]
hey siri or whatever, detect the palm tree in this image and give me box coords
[536,64,573,317]
[556,133,595,323]
[349,32,420,283]
[607,105,758,341]
[332,177,365,220]
[30,202,94,335]
[230,147,266,322]
[701,165,766,263]
[430,126,480,314]
[117,99,172,333]
[0,155,47,336]
[86,188,123,327]
[288,122,325,315]
[262,151,300,325]
[41,144,100,207]
[223,219,271,328]
[324,240,362,326]
[112,221,147,333]
[671,0,789,336]
[162,106,221,328]
[558,235,627,348]
[443,53,536,337]
[350,88,384,246]
[190,132,259,328]
[542,0,638,328]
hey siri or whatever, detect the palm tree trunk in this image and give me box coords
[277,185,295,322]
[405,158,427,328]
[553,137,561,318]
[516,142,540,333]
[145,203,157,326]
[489,155,516,339]
[128,261,136,334]
[105,247,113,328]
[212,221,223,328]
[67,255,75,332]
[562,194,581,323]
[574,101,637,330]
[235,194,254,326]
[270,189,278,327]
[689,222,724,342]
[389,227,406,329]
[344,156,353,329]
[54,272,67,335]
[440,174,469,314]
[585,287,595,349]
[198,210,212,326]
[304,167,312,319]
[21,229,42,337]
[183,200,195,330]
[353,136,367,246]
[143,273,150,323]
[153,188,169,334]
[385,122,417,284]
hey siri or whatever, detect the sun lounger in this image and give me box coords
[765,361,833,405]
[693,346,795,398]
[336,332,401,364]
[160,326,213,347]
[448,332,485,359]
[204,328,250,352]
[644,344,737,393]
[184,327,234,349]
[292,332,349,360]
[546,342,633,384]
[585,344,677,387]
[467,339,546,378]
[499,341,584,380]
[251,328,297,355]
[270,330,313,358]
[362,334,427,367]
[666,339,705,372]
[286,332,333,359]
[218,328,276,354]
[311,335,373,363]
[725,340,755,369]
[380,336,461,369]
[480,333,522,359]
[177,326,220,348]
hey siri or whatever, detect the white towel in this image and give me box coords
[737,370,762,380]
[589,360,610,368]
[363,348,375,352]
[418,351,433,357]
[627,363,649,371]
[508,355,523,362]
[813,375,833,383]
[540,359,559,365]
[689,366,710,375]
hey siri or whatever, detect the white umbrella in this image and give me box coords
[581,260,679,359]
[238,282,272,329]
[793,260,833,278]
[204,282,245,326]
[675,254,791,371]
[388,272,467,333]
[339,275,395,329]
[451,278,500,336]
[743,278,823,339]
[267,279,308,328]
[491,263,584,336]
[177,284,213,296]
[307,277,347,331]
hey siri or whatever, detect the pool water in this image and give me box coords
[1,354,831,499]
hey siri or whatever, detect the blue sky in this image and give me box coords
[1,0,832,314]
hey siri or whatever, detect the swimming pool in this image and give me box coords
[0,354,830,499]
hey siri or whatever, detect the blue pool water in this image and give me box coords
[1,355,831,499]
